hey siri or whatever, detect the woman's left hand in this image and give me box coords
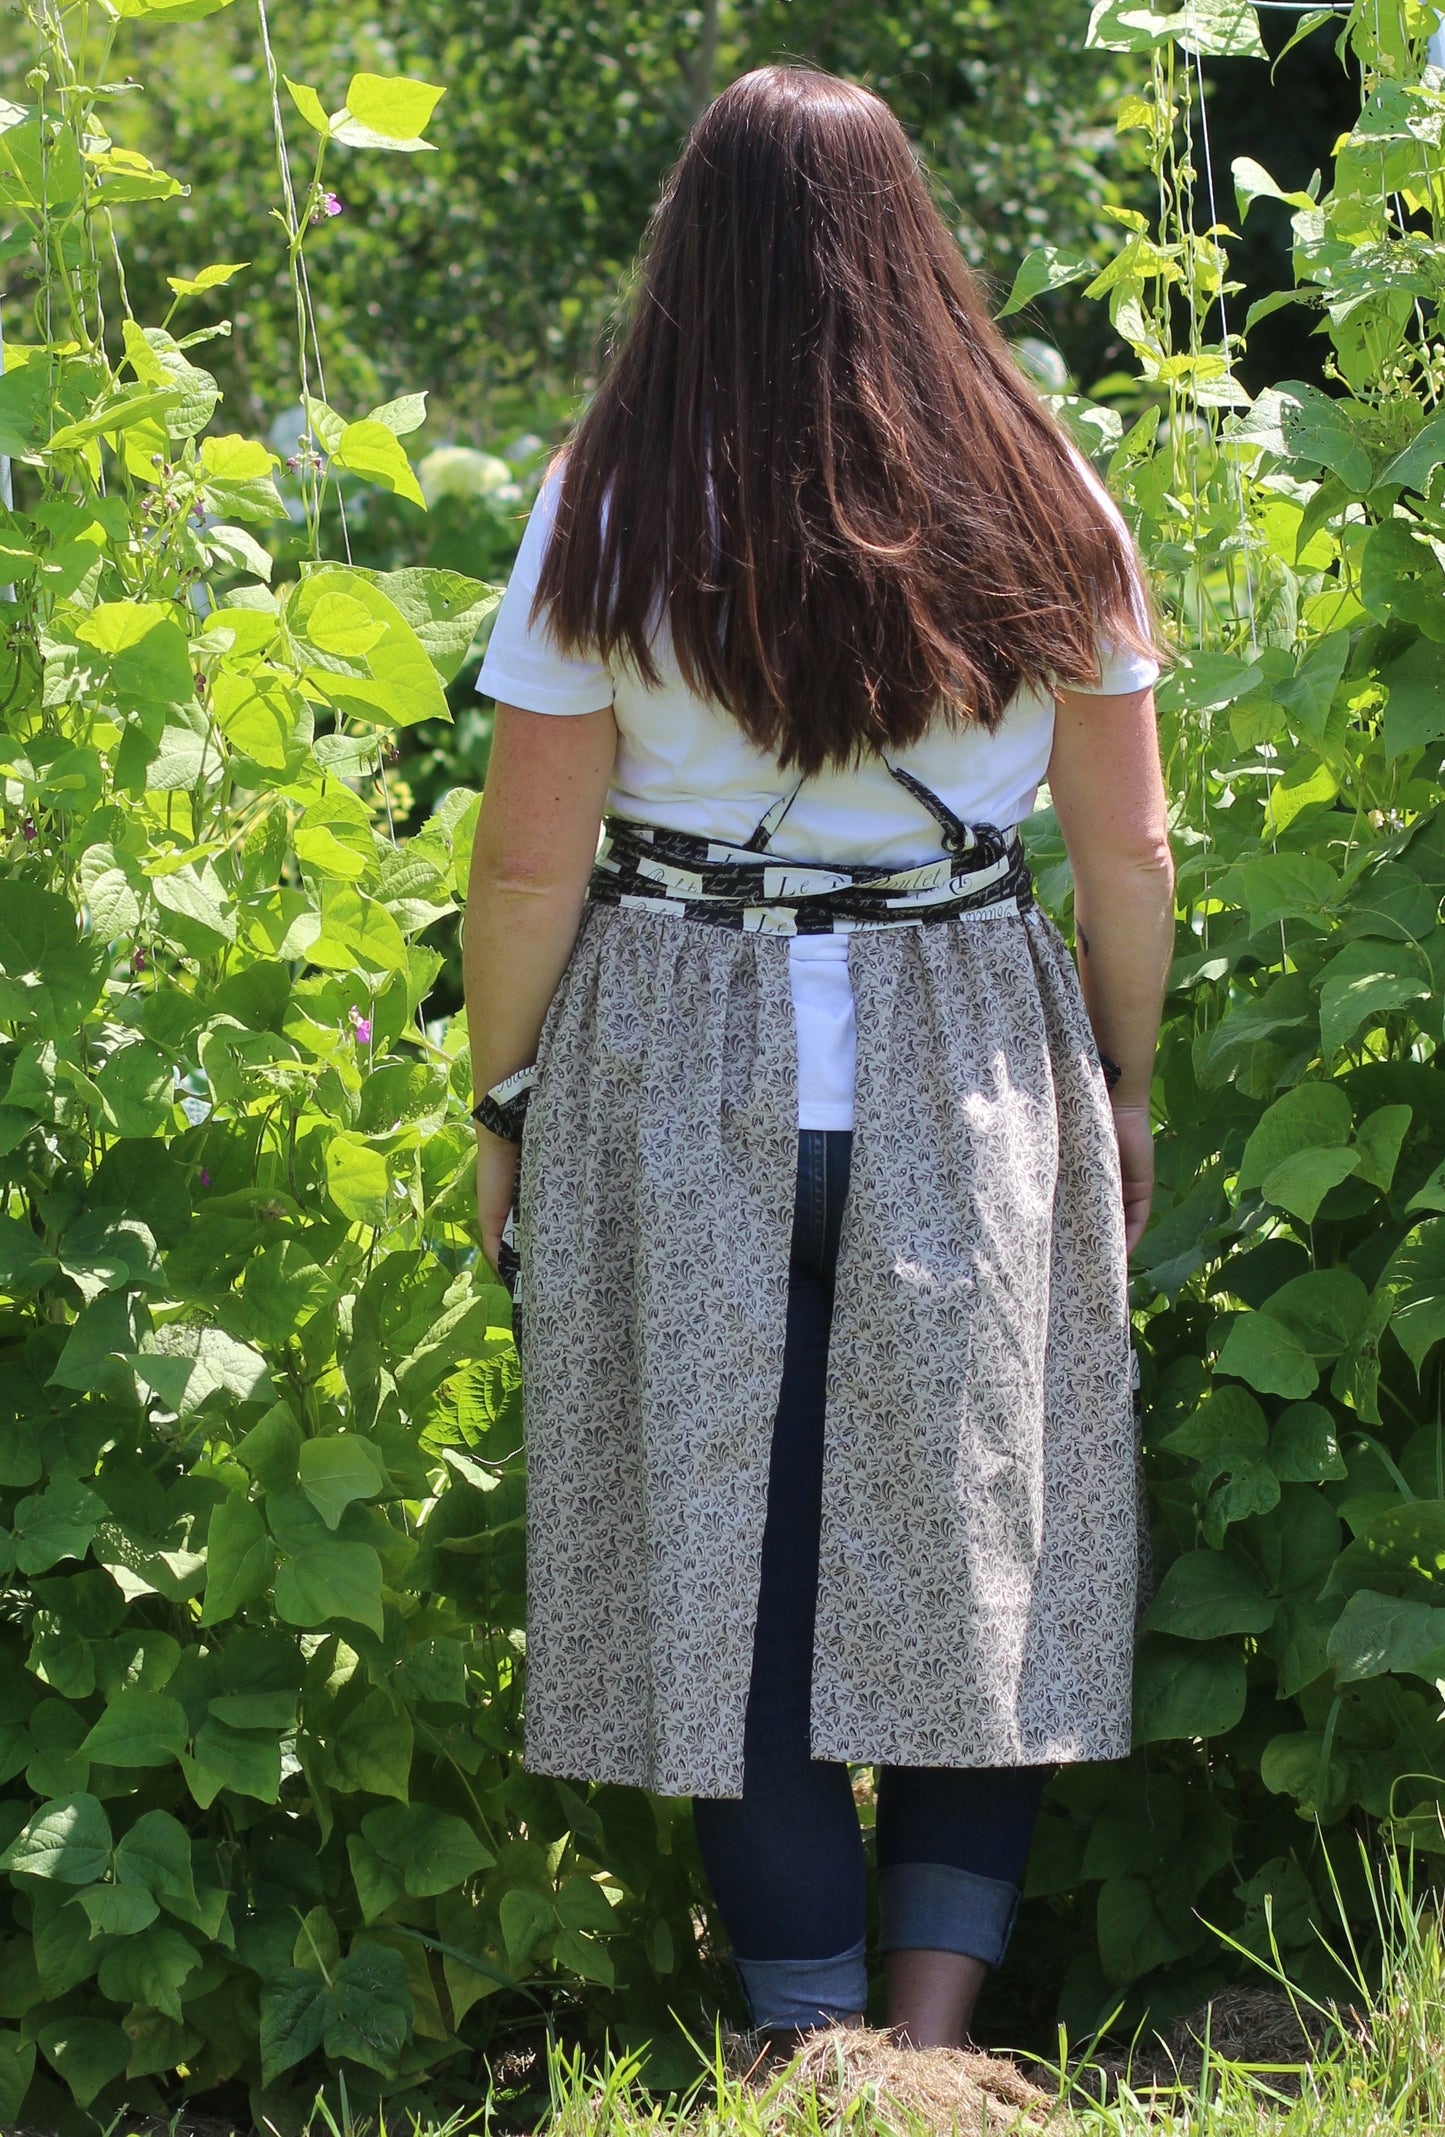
[1111,1102,1155,1257]
[475,1129,521,1270]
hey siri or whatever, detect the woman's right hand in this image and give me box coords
[475,1129,521,1270]
[1112,1102,1155,1257]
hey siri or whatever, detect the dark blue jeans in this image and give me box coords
[691,1130,1051,2032]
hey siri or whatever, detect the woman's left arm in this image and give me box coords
[464,701,619,1265]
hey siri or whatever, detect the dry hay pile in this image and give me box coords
[1062,1984,1362,2102]
[723,2021,1058,2134]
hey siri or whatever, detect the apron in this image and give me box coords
[513,767,1152,1799]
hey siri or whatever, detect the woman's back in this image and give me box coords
[480,466,1157,873]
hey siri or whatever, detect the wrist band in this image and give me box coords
[471,1064,536,1144]
[1099,1053,1123,1092]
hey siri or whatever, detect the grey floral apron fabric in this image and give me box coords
[513,811,1150,1800]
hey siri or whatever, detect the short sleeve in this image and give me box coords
[474,467,615,716]
[1057,442,1162,697]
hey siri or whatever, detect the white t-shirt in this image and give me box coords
[476,465,1159,1130]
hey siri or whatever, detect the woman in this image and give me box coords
[463,66,1173,2056]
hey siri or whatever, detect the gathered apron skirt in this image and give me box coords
[513,892,1149,1800]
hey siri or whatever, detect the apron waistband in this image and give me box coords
[586,815,1034,935]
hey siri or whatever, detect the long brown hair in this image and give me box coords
[534,65,1162,778]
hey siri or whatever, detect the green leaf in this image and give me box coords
[299,1435,386,1530]
[97,1922,200,2021]
[13,1476,105,1574]
[349,566,499,682]
[1263,756,1338,837]
[115,0,241,21]
[131,1323,271,1416]
[75,601,194,707]
[1142,1549,1275,1639]
[211,669,308,774]
[186,1715,281,1804]
[1260,1146,1361,1223]
[555,1872,619,1934]
[499,1884,555,1968]
[275,1541,385,1637]
[551,1925,615,1986]
[32,1885,102,1992]
[347,1833,406,1922]
[37,2017,129,2108]
[242,1240,335,1346]
[113,1809,200,1920]
[1385,1220,1445,1371]
[324,1135,393,1226]
[0,881,108,1038]
[260,1967,334,2084]
[1326,1501,1445,1605]
[362,393,427,440]
[1132,1634,1248,1744]
[1232,155,1315,223]
[326,1689,413,1800]
[1237,1083,1352,1193]
[1259,1731,1357,1821]
[362,1803,493,1894]
[165,259,249,297]
[1273,379,1374,491]
[200,1495,274,1623]
[77,1882,159,1935]
[323,1943,413,2074]
[0,2032,35,2124]
[1380,636,1445,756]
[283,76,330,135]
[1353,1105,1412,1193]
[1267,1269,1370,1358]
[312,889,409,978]
[1377,407,1445,493]
[1216,1311,1319,1399]
[1316,940,1431,1055]
[1096,1874,1197,1986]
[236,1402,302,1490]
[289,568,449,728]
[997,245,1098,319]
[80,1690,187,1768]
[333,420,425,509]
[0,1794,112,1883]
[1269,1402,1347,1484]
[1326,1588,1445,1683]
[1213,852,1339,933]
[332,72,445,152]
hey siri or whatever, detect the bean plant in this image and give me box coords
[1007,0,1445,2046]
[0,0,720,2127]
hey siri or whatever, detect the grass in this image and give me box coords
[502,1835,1445,2137]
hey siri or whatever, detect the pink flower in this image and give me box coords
[348,1004,373,1046]
[131,948,146,973]
[21,817,36,843]
[310,190,342,224]
[198,1168,211,1188]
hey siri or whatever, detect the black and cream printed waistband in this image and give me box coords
[586,816,1034,935]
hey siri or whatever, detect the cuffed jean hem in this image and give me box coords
[732,1937,869,2032]
[877,1861,1021,1967]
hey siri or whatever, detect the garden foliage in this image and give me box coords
[8,0,1445,2122]
[0,1,719,2126]
[1012,0,1445,2041]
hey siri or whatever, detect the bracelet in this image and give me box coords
[1099,1052,1124,1092]
[471,1064,536,1144]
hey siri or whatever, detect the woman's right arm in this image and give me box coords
[464,702,618,1267]
[1046,682,1175,1254]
